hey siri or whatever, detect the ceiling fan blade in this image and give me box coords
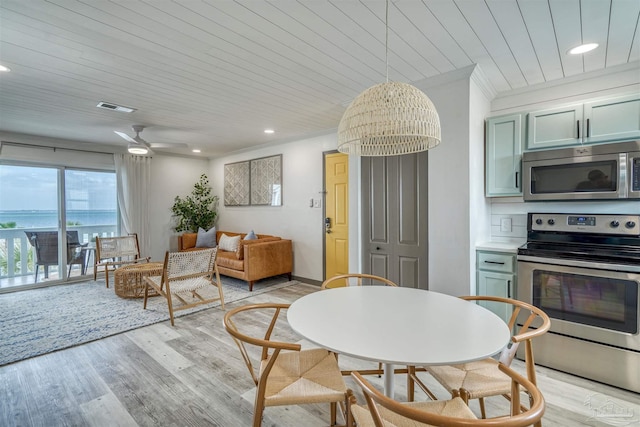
[114,131,137,143]
[149,142,189,148]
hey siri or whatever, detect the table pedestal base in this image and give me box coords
[384,363,395,398]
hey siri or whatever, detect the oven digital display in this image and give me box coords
[568,216,596,226]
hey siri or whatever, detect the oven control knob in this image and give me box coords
[547,219,555,225]
[610,220,620,228]
[535,219,543,225]
[626,221,636,229]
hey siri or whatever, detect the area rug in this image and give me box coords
[0,275,297,366]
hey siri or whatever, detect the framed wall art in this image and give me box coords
[223,160,250,206]
[250,154,282,206]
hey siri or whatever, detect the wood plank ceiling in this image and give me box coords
[0,0,638,156]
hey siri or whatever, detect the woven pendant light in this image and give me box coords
[337,1,441,156]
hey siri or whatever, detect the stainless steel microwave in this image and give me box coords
[522,140,640,201]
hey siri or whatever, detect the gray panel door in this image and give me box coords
[361,153,428,289]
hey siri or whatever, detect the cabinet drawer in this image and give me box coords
[477,252,514,273]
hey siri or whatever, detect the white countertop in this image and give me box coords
[476,241,525,253]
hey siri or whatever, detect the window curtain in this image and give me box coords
[114,154,151,257]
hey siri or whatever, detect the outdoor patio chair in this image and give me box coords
[350,363,545,427]
[143,248,224,326]
[94,233,149,287]
[223,302,355,427]
[25,230,88,282]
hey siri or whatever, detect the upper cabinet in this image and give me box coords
[486,114,524,197]
[526,94,640,150]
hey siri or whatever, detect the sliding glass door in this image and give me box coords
[0,164,117,291]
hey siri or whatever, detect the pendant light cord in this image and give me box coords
[385,0,389,83]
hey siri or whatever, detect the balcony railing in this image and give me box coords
[0,225,117,279]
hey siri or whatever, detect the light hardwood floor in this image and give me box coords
[1,283,638,426]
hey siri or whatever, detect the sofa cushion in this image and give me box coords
[236,236,281,260]
[216,250,244,271]
[244,230,258,240]
[219,233,241,252]
[196,226,217,248]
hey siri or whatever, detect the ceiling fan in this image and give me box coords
[114,125,186,154]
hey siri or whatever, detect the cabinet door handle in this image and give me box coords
[507,280,511,298]
[515,171,519,189]
[586,118,590,137]
[484,260,505,265]
[576,120,580,139]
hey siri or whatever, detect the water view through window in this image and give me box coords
[0,165,117,289]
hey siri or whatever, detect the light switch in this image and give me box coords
[309,198,314,207]
[500,218,512,232]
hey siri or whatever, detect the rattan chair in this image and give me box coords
[223,303,355,427]
[94,233,150,287]
[351,363,545,427]
[143,248,224,326]
[409,296,551,424]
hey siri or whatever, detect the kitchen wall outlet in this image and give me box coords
[500,218,512,232]
[313,199,321,208]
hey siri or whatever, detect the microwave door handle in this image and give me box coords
[620,153,628,198]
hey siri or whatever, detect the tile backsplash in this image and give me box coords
[491,213,526,241]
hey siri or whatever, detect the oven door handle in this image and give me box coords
[517,255,640,273]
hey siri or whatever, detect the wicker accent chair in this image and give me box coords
[143,248,224,326]
[223,303,355,427]
[94,234,150,287]
[350,363,545,427]
[409,296,551,424]
[321,273,408,378]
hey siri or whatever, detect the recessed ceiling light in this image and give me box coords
[192,149,201,153]
[568,43,599,55]
[264,129,275,134]
[0,65,11,72]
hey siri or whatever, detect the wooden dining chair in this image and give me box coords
[223,303,355,427]
[351,363,545,427]
[143,248,224,326]
[321,273,401,378]
[408,296,550,425]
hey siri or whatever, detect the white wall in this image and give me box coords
[209,134,337,282]
[148,155,210,261]
[488,61,640,230]
[417,66,492,296]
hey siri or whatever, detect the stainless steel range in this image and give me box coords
[517,213,640,392]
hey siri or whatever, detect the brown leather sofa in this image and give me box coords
[178,230,293,291]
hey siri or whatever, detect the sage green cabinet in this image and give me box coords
[476,250,516,324]
[527,94,640,150]
[485,114,524,197]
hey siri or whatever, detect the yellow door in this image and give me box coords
[325,152,349,279]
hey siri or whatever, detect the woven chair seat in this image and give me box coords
[351,398,476,427]
[428,358,510,400]
[146,275,213,294]
[260,348,348,406]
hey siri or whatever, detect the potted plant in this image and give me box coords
[171,174,219,232]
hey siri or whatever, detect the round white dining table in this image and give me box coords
[287,286,511,398]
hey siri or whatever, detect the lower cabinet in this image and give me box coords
[476,250,516,324]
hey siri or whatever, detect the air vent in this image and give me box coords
[96,101,136,113]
